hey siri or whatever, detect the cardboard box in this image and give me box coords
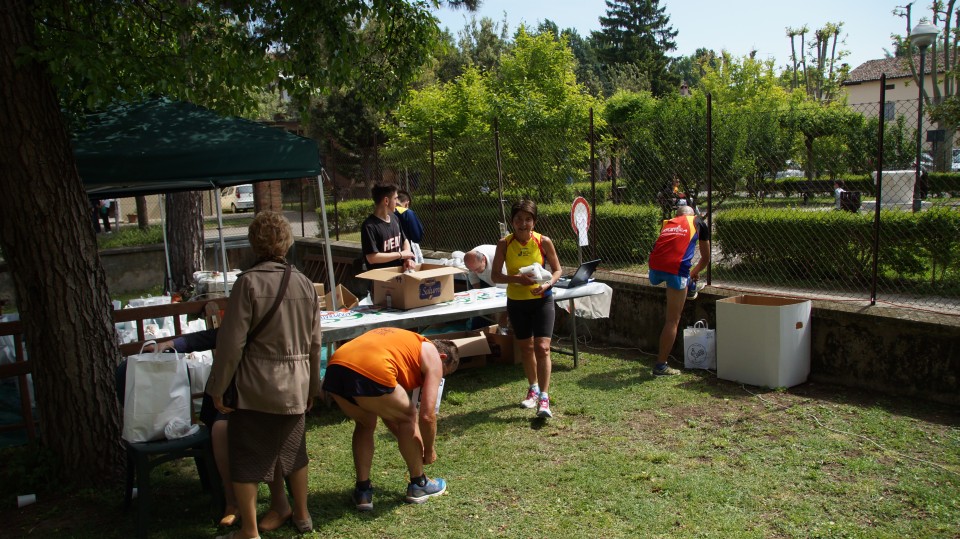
[313,283,325,309]
[483,325,519,365]
[323,284,358,310]
[357,264,464,310]
[429,329,491,370]
[716,295,812,388]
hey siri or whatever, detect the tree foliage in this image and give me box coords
[785,22,848,102]
[593,0,678,97]
[384,27,602,202]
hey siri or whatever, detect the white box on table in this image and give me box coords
[716,295,811,388]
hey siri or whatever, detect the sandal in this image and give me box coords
[258,509,292,532]
[218,505,240,527]
[293,515,313,533]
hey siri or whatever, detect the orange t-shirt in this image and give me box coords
[328,327,428,390]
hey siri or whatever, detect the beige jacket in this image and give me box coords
[206,261,322,415]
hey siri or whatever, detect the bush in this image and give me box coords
[714,207,960,285]
[96,225,164,248]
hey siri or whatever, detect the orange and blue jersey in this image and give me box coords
[648,215,709,278]
[503,232,551,300]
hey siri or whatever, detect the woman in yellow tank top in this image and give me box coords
[491,199,562,419]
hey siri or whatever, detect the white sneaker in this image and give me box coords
[520,387,539,409]
[536,396,553,419]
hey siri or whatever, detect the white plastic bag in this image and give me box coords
[185,354,213,402]
[683,320,716,370]
[122,343,191,443]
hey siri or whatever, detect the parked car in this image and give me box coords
[220,184,253,213]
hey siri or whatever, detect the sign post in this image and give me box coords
[570,196,591,264]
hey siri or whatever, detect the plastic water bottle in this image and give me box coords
[385,291,392,309]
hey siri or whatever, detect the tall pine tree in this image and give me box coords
[594,0,679,96]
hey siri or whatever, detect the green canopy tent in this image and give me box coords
[73,99,340,305]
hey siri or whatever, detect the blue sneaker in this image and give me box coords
[352,485,374,511]
[405,477,447,504]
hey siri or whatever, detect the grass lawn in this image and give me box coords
[3,346,959,538]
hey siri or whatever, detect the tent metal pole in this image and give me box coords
[212,183,229,297]
[317,172,338,309]
[159,195,174,293]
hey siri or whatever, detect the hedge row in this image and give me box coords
[318,195,959,288]
[714,207,960,285]
[318,196,661,267]
[776,172,960,197]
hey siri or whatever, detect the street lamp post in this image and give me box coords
[912,22,938,212]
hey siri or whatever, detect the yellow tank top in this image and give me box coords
[504,232,546,300]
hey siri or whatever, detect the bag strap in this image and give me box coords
[247,263,291,343]
[694,319,708,329]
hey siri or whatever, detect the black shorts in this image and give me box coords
[321,364,395,405]
[507,295,555,340]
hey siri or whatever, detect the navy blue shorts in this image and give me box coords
[507,295,555,340]
[322,364,395,405]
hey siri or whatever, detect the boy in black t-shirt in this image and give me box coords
[361,184,416,271]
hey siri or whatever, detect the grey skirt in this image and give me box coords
[228,409,308,483]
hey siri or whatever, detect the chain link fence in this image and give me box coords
[283,91,959,316]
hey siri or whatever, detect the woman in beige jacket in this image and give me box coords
[207,211,322,539]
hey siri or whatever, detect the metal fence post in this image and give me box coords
[589,108,598,260]
[871,75,887,306]
[430,125,436,252]
[706,92,713,285]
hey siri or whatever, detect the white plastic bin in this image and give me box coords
[716,295,812,388]
[871,169,916,208]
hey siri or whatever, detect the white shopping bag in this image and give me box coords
[185,354,213,411]
[122,343,191,443]
[683,320,716,370]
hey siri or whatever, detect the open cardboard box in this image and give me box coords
[357,263,464,310]
[323,284,358,310]
[482,324,518,365]
[429,328,491,370]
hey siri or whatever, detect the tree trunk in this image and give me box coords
[165,192,204,292]
[789,35,799,90]
[135,195,149,229]
[0,0,124,484]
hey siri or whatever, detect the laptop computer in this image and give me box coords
[553,259,601,289]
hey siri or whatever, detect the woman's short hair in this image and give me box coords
[248,210,293,259]
[431,339,460,374]
[510,199,538,221]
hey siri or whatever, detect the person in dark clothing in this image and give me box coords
[92,199,112,233]
[395,190,425,263]
[361,184,416,271]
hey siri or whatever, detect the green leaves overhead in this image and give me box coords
[27,0,445,119]
[385,27,602,201]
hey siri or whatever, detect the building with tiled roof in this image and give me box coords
[842,53,946,107]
